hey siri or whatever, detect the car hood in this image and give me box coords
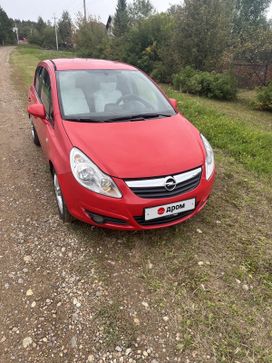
[63,114,205,179]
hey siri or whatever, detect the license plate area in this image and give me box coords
[145,198,196,221]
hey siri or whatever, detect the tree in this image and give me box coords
[167,4,183,15]
[28,29,43,46]
[128,0,155,25]
[42,27,57,49]
[173,0,233,71]
[0,6,16,45]
[36,16,47,33]
[122,13,175,81]
[58,11,73,49]
[28,16,56,49]
[74,16,108,58]
[229,0,272,85]
[233,25,272,85]
[233,0,271,35]
[14,19,37,40]
[113,0,129,37]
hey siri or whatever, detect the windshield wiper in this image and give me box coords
[65,118,104,123]
[65,113,173,123]
[105,113,173,122]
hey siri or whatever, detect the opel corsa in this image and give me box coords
[27,59,215,230]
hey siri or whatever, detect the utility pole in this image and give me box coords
[13,25,19,44]
[53,15,59,51]
[83,0,87,21]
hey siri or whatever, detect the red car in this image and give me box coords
[27,59,215,230]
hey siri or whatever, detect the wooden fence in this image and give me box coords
[232,62,272,88]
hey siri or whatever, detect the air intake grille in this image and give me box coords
[126,167,202,199]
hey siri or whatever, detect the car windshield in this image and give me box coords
[57,69,176,122]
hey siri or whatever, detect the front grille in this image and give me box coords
[134,209,194,226]
[126,167,202,199]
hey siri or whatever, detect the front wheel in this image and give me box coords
[53,170,73,223]
[31,123,40,146]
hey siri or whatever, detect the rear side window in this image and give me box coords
[40,68,53,120]
[34,66,43,96]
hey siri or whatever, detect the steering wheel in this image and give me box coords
[116,94,153,109]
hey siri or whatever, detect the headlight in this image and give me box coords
[201,134,215,180]
[70,148,122,198]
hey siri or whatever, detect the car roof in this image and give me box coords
[46,58,137,71]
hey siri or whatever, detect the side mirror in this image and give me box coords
[169,98,178,111]
[28,103,46,119]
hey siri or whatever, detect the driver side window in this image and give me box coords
[40,68,53,122]
[34,66,43,97]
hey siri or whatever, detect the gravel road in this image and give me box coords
[1,46,272,363]
[0,46,179,363]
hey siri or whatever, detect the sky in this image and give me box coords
[1,0,182,23]
[1,0,272,24]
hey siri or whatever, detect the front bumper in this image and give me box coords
[59,170,215,230]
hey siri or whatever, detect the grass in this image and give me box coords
[171,88,272,131]
[10,45,74,93]
[163,86,272,180]
[93,301,137,348]
[10,45,272,362]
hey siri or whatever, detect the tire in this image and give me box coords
[52,170,74,223]
[31,123,41,146]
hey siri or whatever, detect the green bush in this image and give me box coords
[173,67,237,100]
[150,62,170,83]
[256,82,272,112]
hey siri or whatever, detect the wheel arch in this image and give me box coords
[49,160,54,176]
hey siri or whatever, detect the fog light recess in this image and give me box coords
[91,213,105,224]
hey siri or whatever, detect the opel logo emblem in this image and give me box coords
[164,176,176,191]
